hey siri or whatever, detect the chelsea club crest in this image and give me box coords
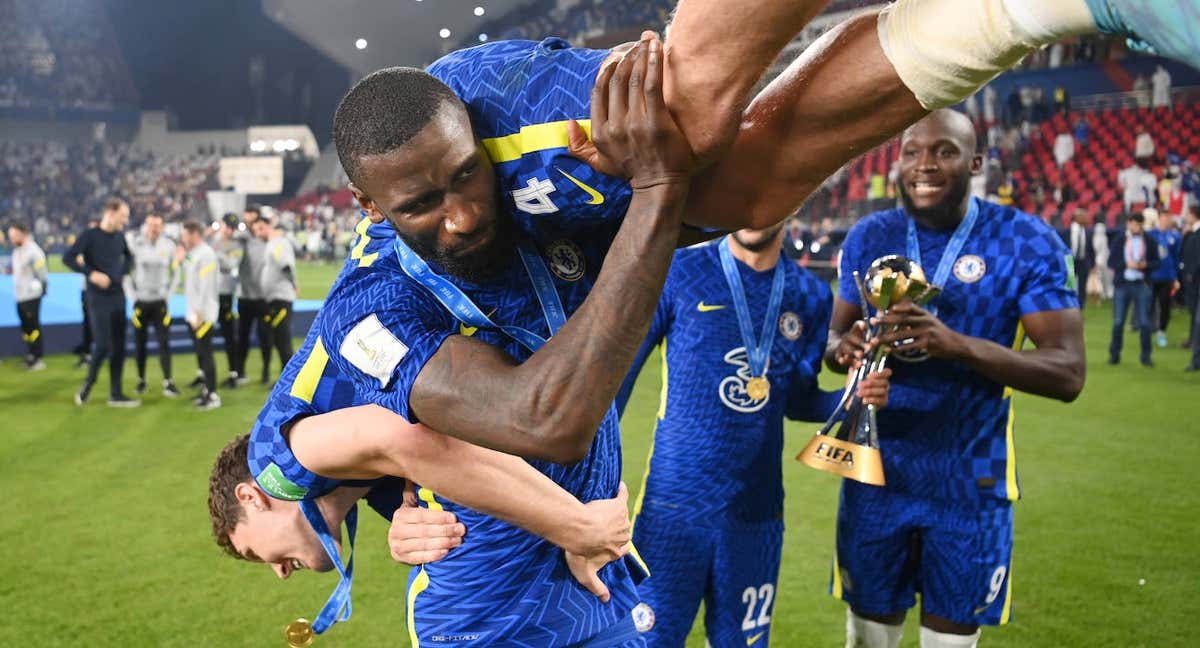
[546,239,585,282]
[952,254,986,284]
[632,603,656,633]
[778,311,803,341]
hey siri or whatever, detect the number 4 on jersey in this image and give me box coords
[512,177,559,214]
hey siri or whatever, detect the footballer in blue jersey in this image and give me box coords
[209,218,635,640]
[1147,210,1183,346]
[826,110,1085,647]
[612,226,890,648]
[317,36,696,647]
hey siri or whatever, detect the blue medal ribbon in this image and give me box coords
[717,238,786,380]
[299,500,357,634]
[906,197,981,314]
[393,238,566,351]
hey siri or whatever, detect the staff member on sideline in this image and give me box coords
[179,220,222,410]
[253,214,295,377]
[129,213,181,398]
[64,197,139,407]
[213,213,243,388]
[236,206,272,384]
[8,222,48,370]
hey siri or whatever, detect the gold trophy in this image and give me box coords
[797,255,940,485]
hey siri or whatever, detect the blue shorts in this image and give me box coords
[633,511,784,647]
[832,481,1015,626]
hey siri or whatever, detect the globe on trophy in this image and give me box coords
[796,255,941,485]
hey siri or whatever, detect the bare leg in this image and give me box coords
[688,11,924,229]
[663,0,833,163]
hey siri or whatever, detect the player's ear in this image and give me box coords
[970,154,984,175]
[235,481,272,512]
[349,183,385,224]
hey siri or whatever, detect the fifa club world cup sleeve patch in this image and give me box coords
[339,314,409,388]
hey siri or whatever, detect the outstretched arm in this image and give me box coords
[287,405,631,566]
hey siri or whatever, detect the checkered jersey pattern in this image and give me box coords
[429,39,634,230]
[837,199,1078,503]
[622,242,833,526]
[247,220,396,502]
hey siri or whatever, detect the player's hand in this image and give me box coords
[386,483,466,565]
[855,368,892,408]
[174,244,187,263]
[873,302,966,360]
[832,319,876,370]
[567,482,633,563]
[571,32,694,189]
[564,551,614,603]
[88,270,111,289]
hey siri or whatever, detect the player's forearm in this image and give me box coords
[512,183,687,460]
[953,337,1085,403]
[416,184,687,463]
[400,435,607,556]
[290,405,606,555]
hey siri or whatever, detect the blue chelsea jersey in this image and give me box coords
[619,242,833,526]
[429,38,634,232]
[316,216,643,645]
[837,199,1079,504]
[247,219,406,518]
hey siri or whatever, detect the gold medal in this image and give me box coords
[285,618,315,648]
[746,376,770,401]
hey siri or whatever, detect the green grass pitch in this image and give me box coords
[2,261,1197,646]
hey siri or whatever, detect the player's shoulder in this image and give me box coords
[665,239,719,284]
[429,39,544,76]
[319,249,452,343]
[844,208,907,251]
[849,208,908,236]
[980,200,1068,254]
[784,256,830,294]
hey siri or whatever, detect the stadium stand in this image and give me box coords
[0,0,137,112]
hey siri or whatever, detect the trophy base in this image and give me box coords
[796,435,886,486]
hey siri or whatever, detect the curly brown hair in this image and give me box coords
[208,434,251,559]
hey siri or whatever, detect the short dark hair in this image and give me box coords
[208,434,252,559]
[8,222,29,233]
[243,204,262,219]
[1128,212,1145,224]
[104,197,127,213]
[144,212,163,222]
[182,220,205,236]
[333,67,462,184]
[1189,204,1200,218]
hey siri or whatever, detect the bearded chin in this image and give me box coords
[899,174,971,229]
[395,214,515,284]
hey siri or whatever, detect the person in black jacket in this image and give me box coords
[63,198,139,407]
[1108,210,1161,367]
[1060,207,1096,309]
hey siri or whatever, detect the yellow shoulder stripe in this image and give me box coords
[289,337,329,404]
[198,262,217,278]
[482,119,593,164]
[349,216,379,268]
